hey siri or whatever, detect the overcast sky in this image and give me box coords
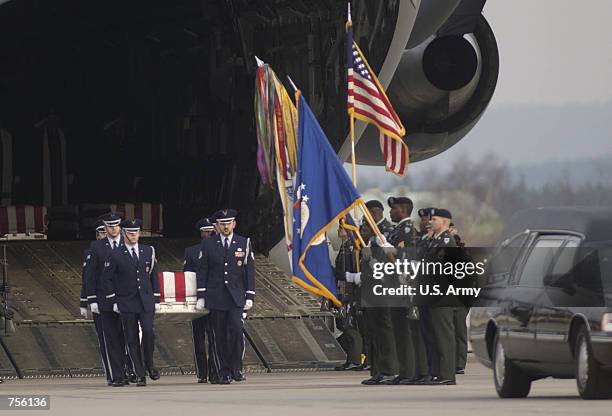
[353,0,612,184]
[484,0,612,108]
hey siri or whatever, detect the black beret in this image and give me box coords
[214,208,238,223]
[365,200,384,211]
[121,218,142,232]
[431,208,452,219]
[418,207,435,218]
[387,196,413,207]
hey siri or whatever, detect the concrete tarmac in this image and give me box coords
[1,359,610,416]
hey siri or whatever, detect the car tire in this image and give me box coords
[492,332,532,398]
[575,326,612,400]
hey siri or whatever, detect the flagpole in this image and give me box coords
[350,113,357,186]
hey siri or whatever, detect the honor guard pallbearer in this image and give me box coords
[195,209,255,384]
[103,218,161,386]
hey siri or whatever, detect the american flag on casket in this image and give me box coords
[155,271,208,319]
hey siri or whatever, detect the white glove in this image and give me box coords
[244,299,253,310]
[155,303,161,312]
[79,307,88,318]
[346,272,361,284]
[376,235,393,248]
[90,303,100,314]
[113,303,120,314]
[195,298,206,311]
[353,272,362,286]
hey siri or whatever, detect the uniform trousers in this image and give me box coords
[364,307,398,376]
[99,310,127,382]
[454,307,469,370]
[120,310,155,379]
[390,307,428,379]
[191,315,209,380]
[207,308,244,379]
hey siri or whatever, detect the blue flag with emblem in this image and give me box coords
[292,93,363,307]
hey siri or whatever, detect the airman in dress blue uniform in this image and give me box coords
[79,220,116,385]
[195,209,255,384]
[184,217,216,383]
[85,212,129,387]
[103,218,161,386]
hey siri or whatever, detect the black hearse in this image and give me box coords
[470,206,612,399]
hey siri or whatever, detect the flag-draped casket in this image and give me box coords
[155,271,207,321]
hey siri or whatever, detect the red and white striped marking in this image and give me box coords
[0,206,47,235]
[158,271,197,303]
[110,202,163,234]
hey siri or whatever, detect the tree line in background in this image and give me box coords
[360,154,612,246]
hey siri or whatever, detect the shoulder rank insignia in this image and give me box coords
[444,237,450,244]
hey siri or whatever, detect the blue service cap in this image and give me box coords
[98,212,123,227]
[121,218,142,233]
[196,218,215,231]
[94,219,106,232]
[213,209,238,224]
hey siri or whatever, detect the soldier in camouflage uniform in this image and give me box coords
[449,222,468,375]
[360,200,398,385]
[382,197,428,385]
[422,208,460,385]
[334,225,363,371]
[416,207,438,382]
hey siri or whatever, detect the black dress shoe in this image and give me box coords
[427,377,456,385]
[362,375,396,385]
[136,377,147,386]
[110,379,125,387]
[455,368,465,375]
[361,375,381,385]
[381,375,404,385]
[197,378,208,384]
[233,372,246,382]
[147,367,160,381]
[398,376,427,385]
[218,376,231,385]
[128,373,138,383]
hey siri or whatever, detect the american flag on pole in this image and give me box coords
[346,11,409,176]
